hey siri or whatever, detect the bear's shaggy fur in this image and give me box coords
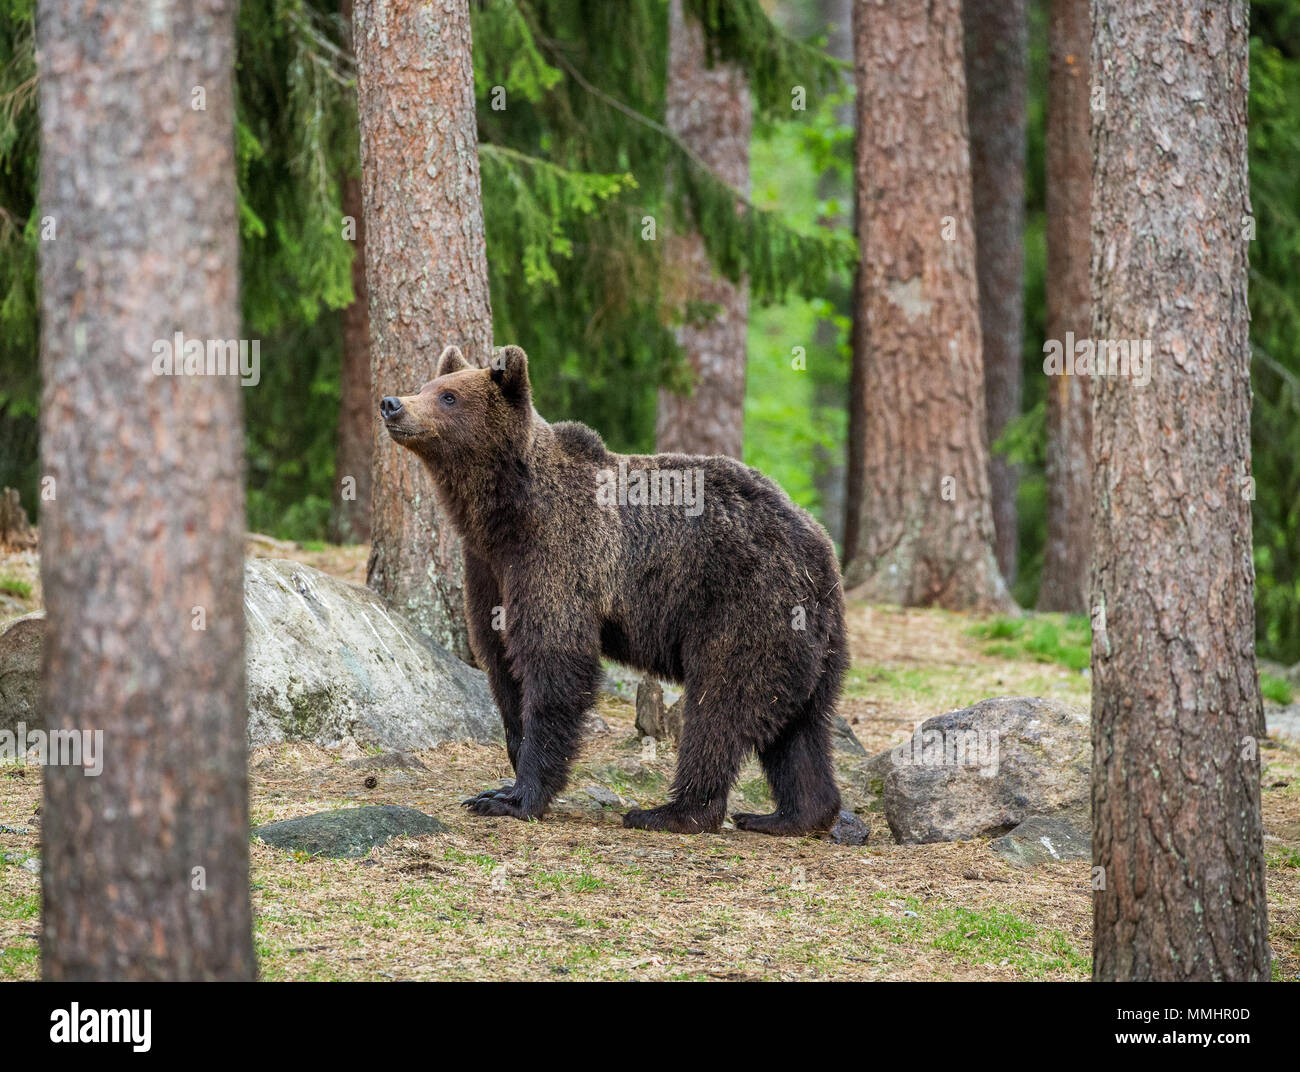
[380,344,846,835]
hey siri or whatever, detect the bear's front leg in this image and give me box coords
[462,631,601,822]
[463,552,524,771]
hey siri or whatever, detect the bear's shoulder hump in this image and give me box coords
[551,421,609,463]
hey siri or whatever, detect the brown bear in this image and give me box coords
[379,344,846,835]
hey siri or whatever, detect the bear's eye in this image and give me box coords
[439,391,456,407]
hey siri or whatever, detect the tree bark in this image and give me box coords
[656,0,751,459]
[36,0,253,979]
[1037,0,1092,613]
[843,0,1011,611]
[353,0,492,662]
[1090,0,1269,980]
[964,0,1026,587]
[329,0,372,547]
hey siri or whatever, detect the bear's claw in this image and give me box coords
[623,804,721,834]
[732,811,829,836]
[462,788,536,819]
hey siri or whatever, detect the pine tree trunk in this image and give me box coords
[656,0,751,459]
[329,0,372,547]
[964,0,1026,587]
[36,0,253,979]
[1037,0,1092,613]
[843,0,1011,611]
[353,0,492,662]
[1090,0,1269,980]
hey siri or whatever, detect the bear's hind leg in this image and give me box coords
[623,682,749,835]
[733,670,842,836]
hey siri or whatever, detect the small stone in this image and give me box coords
[20,856,39,874]
[829,810,870,845]
[254,805,446,858]
[583,786,620,807]
[989,812,1091,867]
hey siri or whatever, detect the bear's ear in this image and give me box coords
[436,345,469,377]
[489,345,531,408]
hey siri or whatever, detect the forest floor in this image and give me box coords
[2,543,1299,981]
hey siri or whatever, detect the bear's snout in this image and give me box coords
[379,396,404,420]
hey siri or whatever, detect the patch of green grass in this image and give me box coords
[967,614,1091,671]
[0,573,32,599]
[1261,673,1294,705]
[843,665,948,700]
[0,939,38,978]
[1267,846,1300,869]
[0,890,38,919]
[534,869,606,893]
[299,540,329,552]
[863,894,1088,978]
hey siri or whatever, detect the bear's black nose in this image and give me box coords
[380,396,404,420]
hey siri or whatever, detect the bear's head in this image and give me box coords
[380,344,533,471]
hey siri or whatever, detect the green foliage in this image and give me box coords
[477,0,854,450]
[1007,0,1049,608]
[233,0,359,541]
[236,0,357,334]
[472,0,563,104]
[745,106,852,529]
[966,614,1091,672]
[683,0,845,119]
[1248,5,1300,661]
[1260,672,1294,705]
[0,571,30,598]
[0,0,39,512]
[479,146,636,289]
[0,0,854,536]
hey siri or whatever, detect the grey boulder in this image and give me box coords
[0,559,501,752]
[879,696,1089,845]
[0,612,41,734]
[243,557,500,750]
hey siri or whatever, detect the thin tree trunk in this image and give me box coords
[964,0,1026,587]
[844,0,1011,611]
[1090,0,1268,980]
[354,0,492,662]
[36,0,252,979]
[656,0,751,459]
[329,0,372,546]
[1037,0,1091,613]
